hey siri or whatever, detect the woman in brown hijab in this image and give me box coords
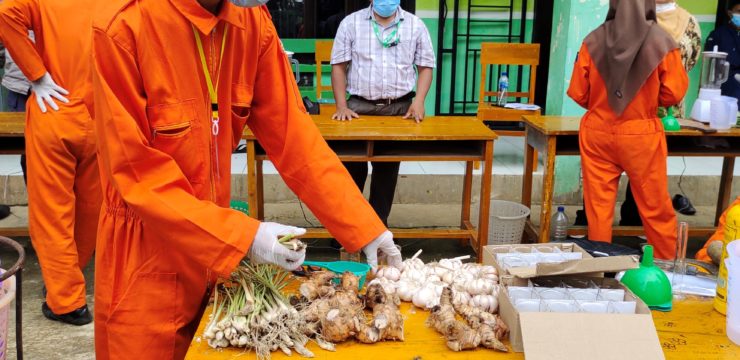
[567,0,688,260]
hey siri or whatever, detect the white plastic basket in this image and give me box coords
[488,200,531,245]
[0,271,15,360]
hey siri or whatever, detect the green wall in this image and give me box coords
[285,0,720,120]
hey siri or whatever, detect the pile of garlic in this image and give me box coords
[368,255,501,313]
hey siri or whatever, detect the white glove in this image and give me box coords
[735,74,740,84]
[249,222,307,270]
[31,72,69,113]
[362,230,402,270]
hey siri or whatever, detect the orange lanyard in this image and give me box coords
[192,25,229,136]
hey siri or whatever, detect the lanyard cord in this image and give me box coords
[192,24,229,135]
[371,19,400,48]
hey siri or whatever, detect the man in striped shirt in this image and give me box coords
[330,0,435,226]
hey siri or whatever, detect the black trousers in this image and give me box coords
[343,96,412,225]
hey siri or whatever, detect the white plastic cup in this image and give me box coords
[515,299,541,312]
[544,300,579,313]
[578,300,609,313]
[726,241,740,345]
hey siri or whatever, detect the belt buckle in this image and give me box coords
[376,98,392,106]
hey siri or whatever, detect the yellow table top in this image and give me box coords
[522,115,740,137]
[186,296,739,359]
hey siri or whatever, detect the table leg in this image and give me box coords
[522,128,535,208]
[716,156,736,226]
[246,140,259,219]
[477,141,494,257]
[538,137,557,243]
[256,159,265,221]
[460,161,473,246]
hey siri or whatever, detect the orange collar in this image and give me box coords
[170,0,246,34]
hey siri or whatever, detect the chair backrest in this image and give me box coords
[315,40,334,100]
[478,43,540,105]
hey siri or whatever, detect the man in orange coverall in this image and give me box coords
[567,0,688,260]
[92,0,401,358]
[0,0,101,325]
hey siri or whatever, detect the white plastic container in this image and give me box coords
[726,241,740,346]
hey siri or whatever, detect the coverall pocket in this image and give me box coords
[147,100,207,184]
[231,83,253,149]
[106,272,178,359]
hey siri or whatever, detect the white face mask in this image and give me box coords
[229,0,269,7]
[655,2,677,13]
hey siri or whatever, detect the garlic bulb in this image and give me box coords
[412,286,438,309]
[439,258,462,270]
[466,278,493,296]
[441,271,456,284]
[377,266,401,281]
[452,290,471,307]
[396,280,417,302]
[470,294,498,313]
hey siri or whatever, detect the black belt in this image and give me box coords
[350,92,415,106]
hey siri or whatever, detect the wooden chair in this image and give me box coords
[314,40,336,113]
[477,42,541,168]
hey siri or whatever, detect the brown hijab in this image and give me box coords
[584,0,677,116]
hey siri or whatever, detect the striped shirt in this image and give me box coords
[331,6,436,101]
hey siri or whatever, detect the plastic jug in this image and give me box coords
[620,245,673,311]
[726,240,740,345]
[722,96,738,128]
[715,204,740,314]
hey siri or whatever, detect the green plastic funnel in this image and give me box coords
[620,245,673,311]
[661,107,681,132]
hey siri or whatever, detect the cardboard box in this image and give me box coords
[481,243,639,285]
[498,276,663,359]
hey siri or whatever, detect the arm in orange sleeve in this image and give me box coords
[0,0,45,81]
[91,27,256,277]
[247,9,386,253]
[567,43,591,109]
[658,48,688,107]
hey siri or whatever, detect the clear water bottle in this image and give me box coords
[551,206,569,241]
[497,72,509,106]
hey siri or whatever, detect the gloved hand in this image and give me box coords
[735,73,740,84]
[362,230,402,270]
[249,222,307,270]
[31,72,69,113]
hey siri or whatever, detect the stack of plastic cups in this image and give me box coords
[727,240,740,346]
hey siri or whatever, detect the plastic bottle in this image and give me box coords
[726,240,740,345]
[551,206,569,241]
[497,72,509,107]
[715,204,740,314]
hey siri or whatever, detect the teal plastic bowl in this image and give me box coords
[302,260,371,289]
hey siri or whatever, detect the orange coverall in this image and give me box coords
[91,1,386,358]
[695,196,740,262]
[0,0,100,314]
[568,43,688,260]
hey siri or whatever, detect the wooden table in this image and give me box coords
[521,115,740,243]
[245,114,497,255]
[186,293,739,359]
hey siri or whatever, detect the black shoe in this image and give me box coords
[574,209,588,226]
[0,205,10,220]
[42,302,92,326]
[672,194,696,215]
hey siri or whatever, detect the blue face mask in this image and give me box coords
[229,0,269,8]
[733,14,740,27]
[373,0,400,18]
